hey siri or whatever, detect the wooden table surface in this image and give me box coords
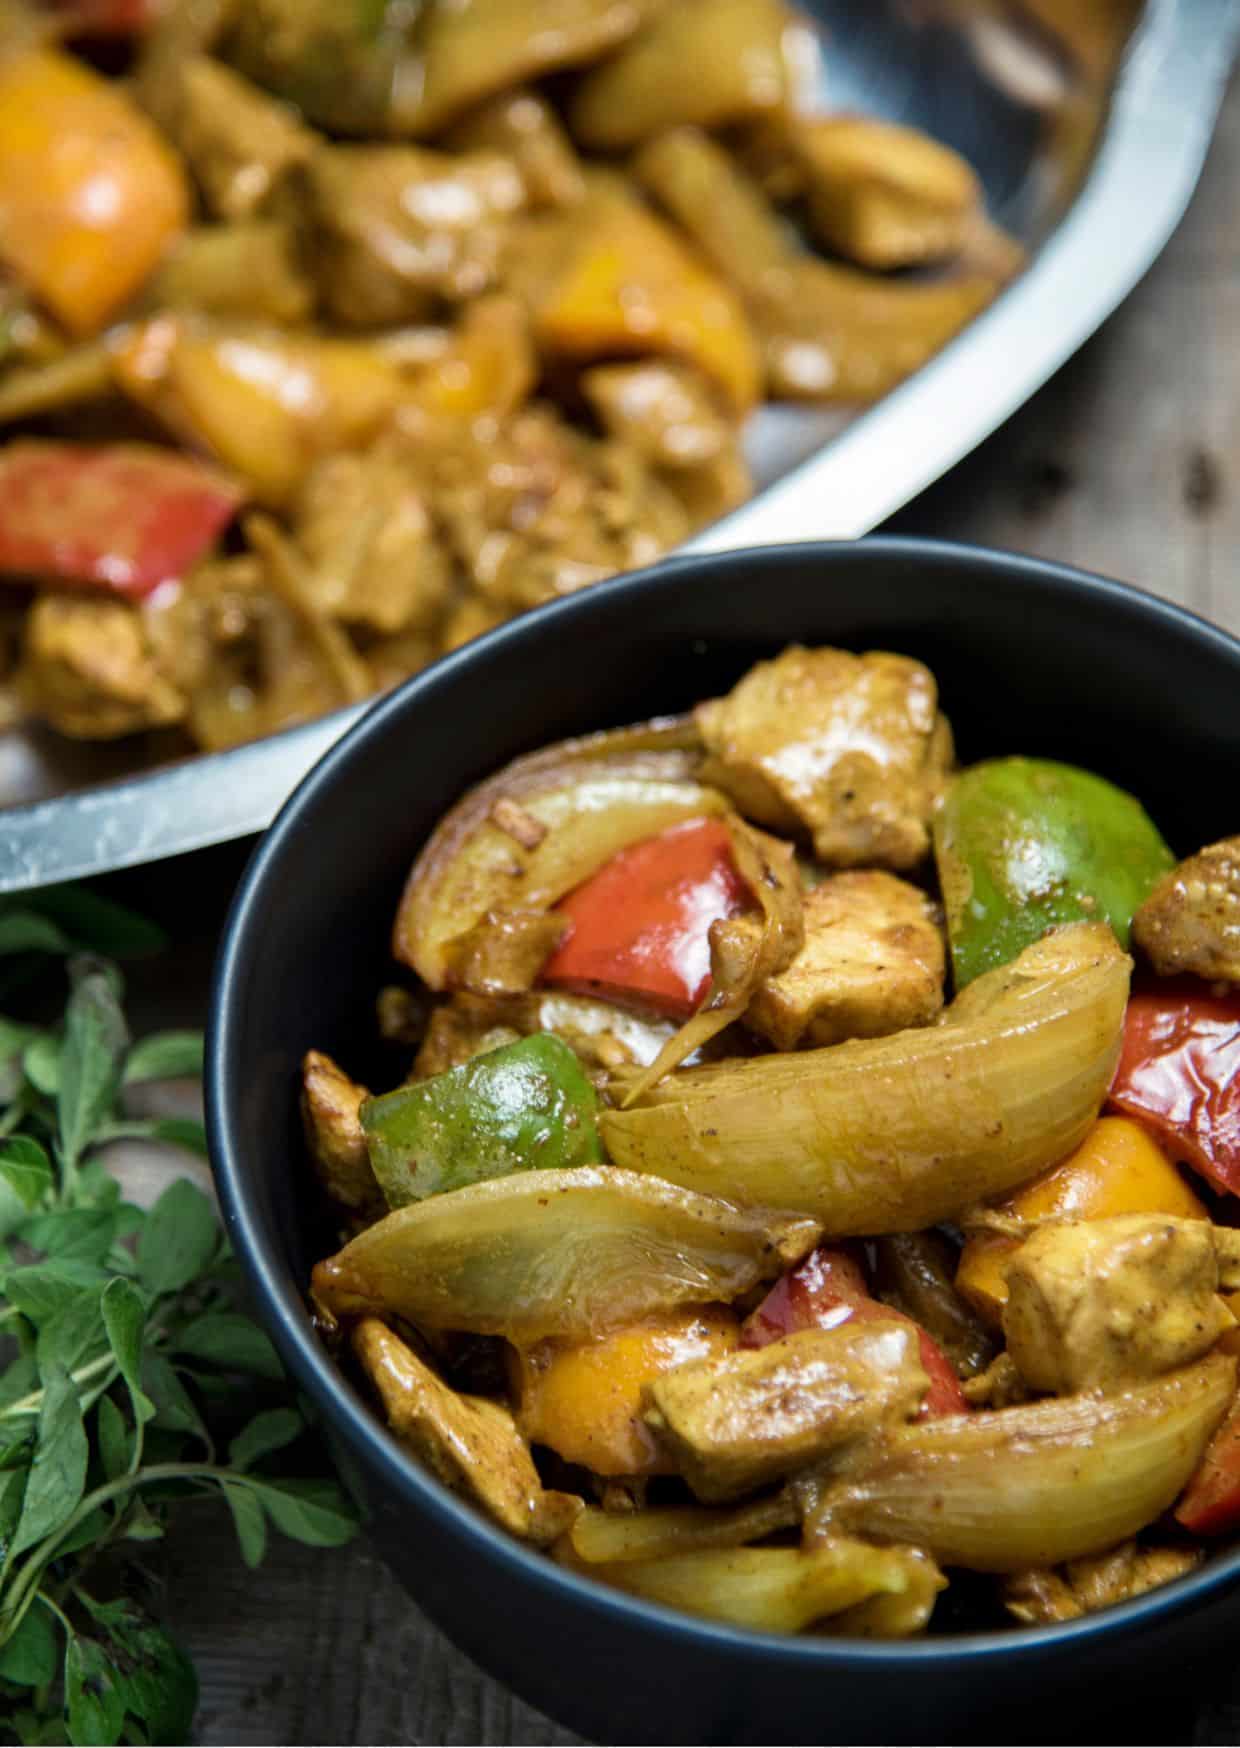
[158,72,1240,1748]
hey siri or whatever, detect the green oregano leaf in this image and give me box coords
[20,1208,118,1266]
[101,1279,155,1427]
[0,913,72,959]
[65,1635,126,1748]
[96,1395,131,1482]
[220,1480,267,1569]
[58,964,129,1171]
[80,1602,197,1745]
[228,1407,303,1471]
[244,1477,358,1548]
[173,1313,283,1382]
[35,1285,111,1379]
[122,1033,205,1085]
[22,886,167,960]
[0,1600,60,1688]
[136,1182,217,1299]
[139,1353,207,1446]
[0,1137,52,1210]
[11,1362,89,1557]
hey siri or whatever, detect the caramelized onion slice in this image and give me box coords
[557,1535,943,1636]
[312,1166,820,1343]
[601,924,1130,1233]
[804,1353,1236,1572]
[393,717,720,989]
[565,1494,798,1565]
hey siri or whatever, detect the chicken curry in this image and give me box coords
[305,644,1240,1638]
[0,0,1031,754]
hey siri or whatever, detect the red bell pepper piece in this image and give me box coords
[1175,1397,1240,1536]
[0,442,243,598]
[1108,984,1240,1198]
[541,817,750,1019]
[741,1244,970,1418]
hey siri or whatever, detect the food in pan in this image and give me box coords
[305,642,1240,1638]
[0,0,1024,752]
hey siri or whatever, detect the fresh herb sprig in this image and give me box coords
[0,888,358,1746]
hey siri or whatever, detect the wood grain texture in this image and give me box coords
[164,75,1240,1748]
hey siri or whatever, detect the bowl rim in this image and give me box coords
[207,533,1240,1673]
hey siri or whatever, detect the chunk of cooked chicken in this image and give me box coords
[442,910,570,998]
[17,595,185,739]
[696,647,954,869]
[1132,836,1240,984]
[294,448,451,636]
[419,405,689,614]
[352,1317,580,1544]
[445,89,585,211]
[143,552,356,751]
[415,1000,524,1079]
[582,361,735,471]
[164,55,314,223]
[791,115,982,270]
[646,1321,928,1503]
[739,870,945,1050]
[1002,1216,1233,1395]
[308,146,526,329]
[301,1049,383,1219]
[1003,1541,1203,1625]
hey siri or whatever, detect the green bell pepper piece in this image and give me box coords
[934,756,1174,988]
[361,1032,604,1209]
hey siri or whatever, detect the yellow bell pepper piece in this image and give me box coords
[956,1115,1209,1325]
[0,47,188,336]
[513,1306,738,1477]
[403,295,536,430]
[532,177,761,414]
[113,319,407,505]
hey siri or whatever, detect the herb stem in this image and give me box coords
[0,1463,250,1644]
[0,1351,117,1421]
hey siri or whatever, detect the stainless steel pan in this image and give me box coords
[2,0,1236,892]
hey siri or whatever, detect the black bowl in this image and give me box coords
[207,539,1240,1746]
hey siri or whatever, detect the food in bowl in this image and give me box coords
[304,641,1240,1639]
[0,0,1024,753]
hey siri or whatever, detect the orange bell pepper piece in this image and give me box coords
[956,1115,1209,1325]
[513,1306,739,1477]
[0,46,188,335]
[533,176,761,414]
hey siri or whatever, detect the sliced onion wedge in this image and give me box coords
[804,1352,1236,1571]
[556,1536,944,1636]
[394,718,725,988]
[565,1494,799,1565]
[601,923,1130,1233]
[312,1166,820,1343]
